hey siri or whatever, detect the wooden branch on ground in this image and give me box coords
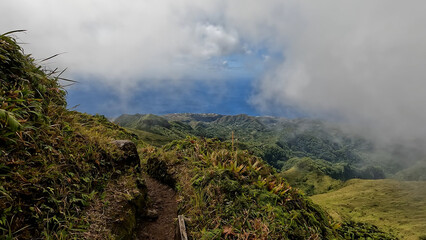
[175,215,188,240]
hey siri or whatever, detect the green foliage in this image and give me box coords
[116,113,390,200]
[118,111,417,215]
[115,113,375,177]
[0,109,21,132]
[337,221,398,239]
[143,137,394,239]
[0,34,65,146]
[312,179,425,239]
[0,34,139,239]
[116,114,197,146]
[256,144,290,169]
[285,130,362,164]
[145,156,176,187]
[280,158,344,195]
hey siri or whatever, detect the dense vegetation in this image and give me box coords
[1,33,399,239]
[115,113,393,194]
[142,137,396,239]
[0,33,144,239]
[116,114,375,167]
[279,157,344,195]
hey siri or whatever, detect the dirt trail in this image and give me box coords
[136,175,177,240]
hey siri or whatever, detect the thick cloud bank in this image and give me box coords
[250,1,426,143]
[3,0,426,144]
[0,0,247,92]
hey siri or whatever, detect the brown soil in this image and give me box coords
[136,175,177,240]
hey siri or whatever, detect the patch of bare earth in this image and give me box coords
[136,175,177,240]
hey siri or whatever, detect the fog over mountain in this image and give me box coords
[2,0,426,147]
[250,1,426,145]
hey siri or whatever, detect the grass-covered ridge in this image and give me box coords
[279,157,344,196]
[142,137,397,239]
[115,113,396,198]
[311,179,426,240]
[0,33,142,239]
[115,113,393,180]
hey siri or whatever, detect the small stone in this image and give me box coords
[146,209,159,220]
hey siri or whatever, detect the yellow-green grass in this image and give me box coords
[311,179,426,240]
[281,166,343,195]
[125,127,176,146]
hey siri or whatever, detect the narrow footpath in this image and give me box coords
[135,175,178,240]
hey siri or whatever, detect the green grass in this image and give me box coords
[311,179,426,239]
[114,113,388,177]
[0,33,142,239]
[281,166,342,196]
[141,137,396,239]
[279,157,344,196]
[1,33,400,239]
[125,127,178,147]
[142,138,337,239]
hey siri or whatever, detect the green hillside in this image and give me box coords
[1,34,399,239]
[114,113,399,194]
[141,137,396,239]
[115,113,368,167]
[279,157,344,195]
[0,33,146,239]
[311,179,426,240]
[114,112,426,239]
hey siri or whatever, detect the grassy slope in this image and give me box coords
[311,179,426,240]
[279,157,346,196]
[280,166,343,196]
[0,34,143,239]
[128,128,176,147]
[142,138,338,239]
[141,137,397,239]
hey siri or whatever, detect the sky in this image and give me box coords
[2,0,426,144]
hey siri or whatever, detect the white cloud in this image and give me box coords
[3,0,426,144]
[194,23,239,59]
[0,0,243,92]
[250,0,426,142]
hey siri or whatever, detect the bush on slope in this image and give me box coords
[0,33,141,239]
[143,137,397,239]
